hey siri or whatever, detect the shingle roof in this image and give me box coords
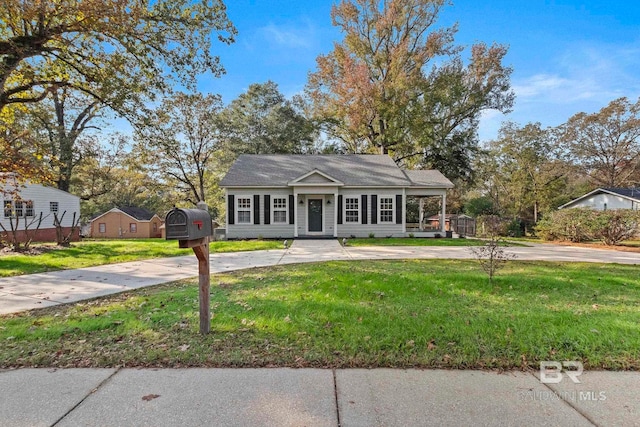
[220,155,453,188]
[403,170,454,188]
[603,188,640,201]
[118,206,156,221]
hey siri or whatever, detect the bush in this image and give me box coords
[536,209,640,245]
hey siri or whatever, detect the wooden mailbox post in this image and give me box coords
[165,202,212,334]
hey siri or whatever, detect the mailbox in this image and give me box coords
[165,208,213,241]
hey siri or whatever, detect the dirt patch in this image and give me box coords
[0,245,63,257]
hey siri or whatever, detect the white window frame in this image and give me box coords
[129,223,137,233]
[272,197,288,224]
[344,197,360,224]
[379,196,394,223]
[236,197,252,224]
[99,223,106,233]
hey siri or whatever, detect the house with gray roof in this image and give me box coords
[559,188,640,211]
[219,154,454,239]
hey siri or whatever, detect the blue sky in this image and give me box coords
[111,1,640,143]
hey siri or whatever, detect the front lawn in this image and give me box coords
[0,239,281,277]
[1,260,638,370]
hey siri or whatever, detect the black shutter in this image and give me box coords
[289,195,294,224]
[371,195,377,224]
[361,195,368,224]
[396,194,402,225]
[228,194,235,225]
[264,195,270,225]
[337,195,343,225]
[253,195,260,225]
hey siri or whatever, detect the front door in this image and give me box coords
[308,199,323,232]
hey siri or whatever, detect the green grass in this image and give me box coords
[0,239,281,277]
[1,260,638,370]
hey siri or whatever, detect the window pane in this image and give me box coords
[3,200,11,218]
[99,223,106,233]
[130,223,137,233]
[238,211,251,223]
[273,198,287,209]
[50,202,59,213]
[25,201,34,217]
[273,211,287,223]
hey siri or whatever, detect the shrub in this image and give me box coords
[536,209,640,245]
[368,232,375,238]
[594,210,640,245]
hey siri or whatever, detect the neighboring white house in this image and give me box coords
[559,188,640,211]
[1,176,81,242]
[219,154,454,239]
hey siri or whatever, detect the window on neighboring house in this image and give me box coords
[25,200,34,217]
[379,197,394,223]
[99,223,106,233]
[153,222,158,232]
[237,197,252,223]
[345,197,359,223]
[130,223,137,233]
[14,200,23,217]
[272,197,287,223]
[3,200,12,218]
[50,202,59,213]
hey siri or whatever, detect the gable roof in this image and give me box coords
[90,206,158,223]
[559,187,640,209]
[220,154,453,188]
[118,206,157,221]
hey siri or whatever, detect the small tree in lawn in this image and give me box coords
[469,215,516,282]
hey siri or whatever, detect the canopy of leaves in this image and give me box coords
[0,0,236,115]
[305,0,513,183]
[559,97,640,188]
[221,81,317,156]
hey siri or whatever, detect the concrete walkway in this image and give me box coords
[1,239,640,315]
[1,367,637,426]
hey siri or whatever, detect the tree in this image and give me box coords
[27,87,101,192]
[488,122,567,223]
[0,0,236,114]
[560,97,640,188]
[221,81,316,156]
[305,0,513,182]
[138,93,225,206]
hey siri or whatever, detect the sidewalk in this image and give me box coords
[2,367,637,426]
[1,239,640,315]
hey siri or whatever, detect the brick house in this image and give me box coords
[90,206,163,239]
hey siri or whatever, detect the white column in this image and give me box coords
[333,192,338,237]
[402,189,406,233]
[441,193,447,233]
[293,193,298,238]
[419,198,424,231]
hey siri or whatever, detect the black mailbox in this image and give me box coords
[165,208,213,241]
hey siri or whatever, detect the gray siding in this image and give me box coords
[227,188,295,239]
[226,187,406,239]
[337,189,404,238]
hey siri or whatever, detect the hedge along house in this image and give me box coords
[220,155,454,239]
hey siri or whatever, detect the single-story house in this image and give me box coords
[90,206,163,238]
[559,188,640,211]
[219,154,454,239]
[1,175,81,243]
